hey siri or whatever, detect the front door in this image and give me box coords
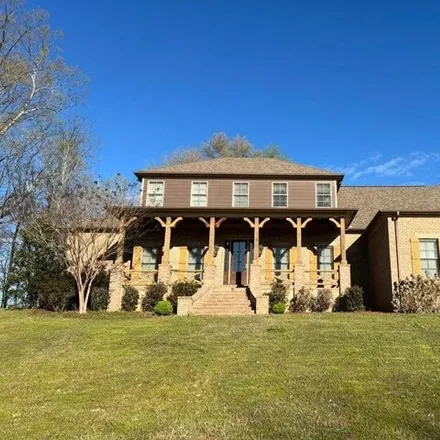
[224,240,254,285]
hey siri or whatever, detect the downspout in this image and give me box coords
[391,212,401,281]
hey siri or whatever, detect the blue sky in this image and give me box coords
[28,0,440,185]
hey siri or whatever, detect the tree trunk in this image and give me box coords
[78,285,87,314]
[2,222,20,308]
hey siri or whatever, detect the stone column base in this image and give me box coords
[177,296,192,316]
[157,264,171,284]
[108,269,125,311]
[294,263,306,293]
[339,263,351,294]
[203,264,216,283]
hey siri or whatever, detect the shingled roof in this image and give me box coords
[136,157,342,178]
[339,185,440,229]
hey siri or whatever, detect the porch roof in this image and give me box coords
[122,206,358,227]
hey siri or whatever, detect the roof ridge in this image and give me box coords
[135,156,341,177]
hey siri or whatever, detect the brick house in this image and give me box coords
[108,157,440,314]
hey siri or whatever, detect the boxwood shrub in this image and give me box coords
[141,282,168,312]
[167,280,199,312]
[121,286,139,312]
[154,300,173,316]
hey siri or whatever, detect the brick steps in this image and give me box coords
[192,286,254,315]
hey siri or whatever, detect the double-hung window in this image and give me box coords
[317,246,333,273]
[272,182,288,207]
[273,247,289,276]
[316,183,332,208]
[141,247,159,271]
[146,181,164,206]
[188,247,204,280]
[233,182,249,207]
[420,239,440,277]
[191,181,208,207]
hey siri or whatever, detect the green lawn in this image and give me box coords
[1,311,440,439]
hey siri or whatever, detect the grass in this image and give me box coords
[1,311,440,439]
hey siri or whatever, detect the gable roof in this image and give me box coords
[135,157,342,179]
[339,185,440,229]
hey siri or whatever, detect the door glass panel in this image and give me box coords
[233,241,246,272]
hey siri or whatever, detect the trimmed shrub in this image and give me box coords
[290,287,313,312]
[141,282,168,312]
[272,301,287,314]
[393,275,440,313]
[266,280,287,310]
[89,286,110,311]
[154,300,173,316]
[333,285,365,312]
[167,280,199,312]
[121,286,139,312]
[311,289,332,312]
[37,276,76,312]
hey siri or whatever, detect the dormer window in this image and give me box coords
[316,183,332,208]
[146,180,164,206]
[191,181,208,207]
[272,182,288,207]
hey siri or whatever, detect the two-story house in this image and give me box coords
[108,157,440,314]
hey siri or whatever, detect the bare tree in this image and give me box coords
[163,132,287,165]
[26,176,145,313]
[0,0,84,138]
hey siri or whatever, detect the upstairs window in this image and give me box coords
[316,183,332,208]
[317,246,333,272]
[146,181,164,206]
[191,181,208,207]
[233,182,249,207]
[272,182,288,207]
[420,239,439,277]
[141,247,160,271]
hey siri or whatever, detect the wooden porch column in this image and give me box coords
[199,217,227,265]
[116,216,138,265]
[330,216,351,293]
[340,217,347,264]
[286,217,313,264]
[329,217,347,264]
[155,216,183,264]
[243,217,270,263]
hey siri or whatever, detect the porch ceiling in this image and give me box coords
[124,207,358,228]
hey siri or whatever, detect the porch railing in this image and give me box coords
[273,269,295,283]
[305,269,339,289]
[171,269,204,283]
[126,269,158,283]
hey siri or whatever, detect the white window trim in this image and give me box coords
[232,181,250,208]
[140,178,145,206]
[271,181,289,208]
[190,180,209,207]
[315,181,333,208]
[146,180,165,207]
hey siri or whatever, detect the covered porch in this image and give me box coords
[111,207,357,314]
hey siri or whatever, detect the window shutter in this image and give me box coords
[289,247,297,267]
[265,248,273,281]
[179,246,188,280]
[310,247,318,283]
[410,237,421,276]
[289,247,297,281]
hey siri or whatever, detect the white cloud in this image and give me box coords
[342,152,440,182]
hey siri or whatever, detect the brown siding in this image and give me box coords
[142,178,338,209]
